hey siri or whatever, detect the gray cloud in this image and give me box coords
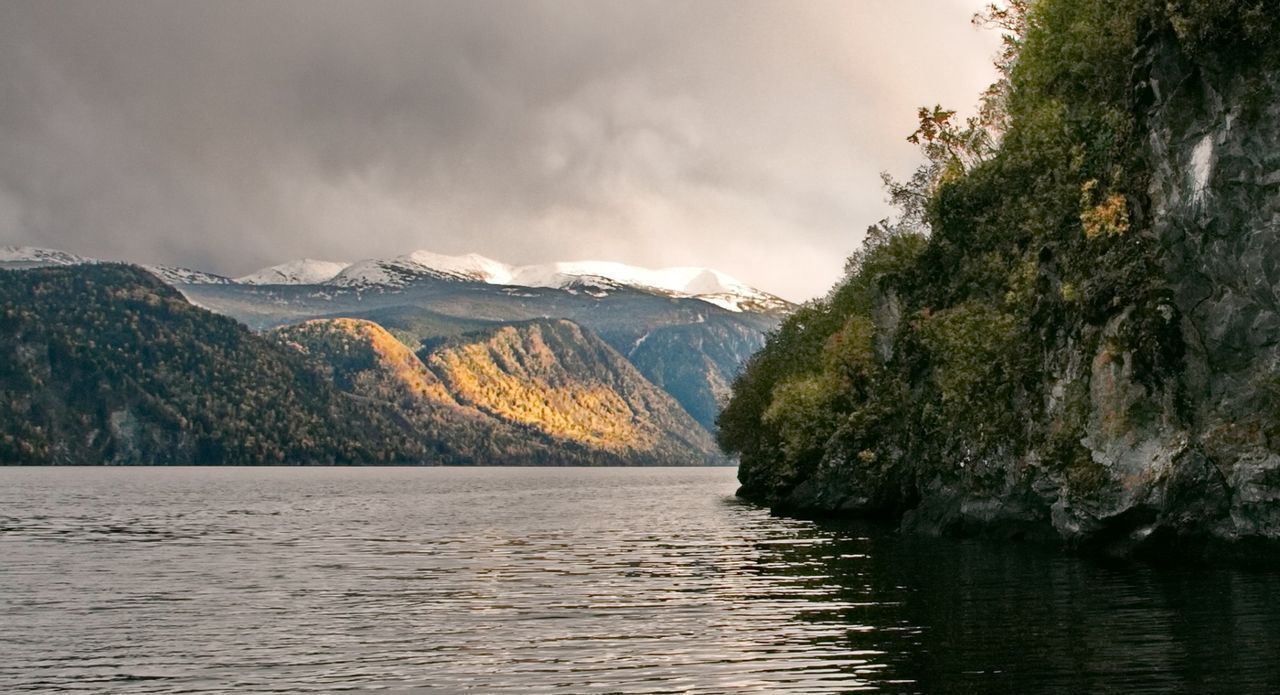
[0,0,999,301]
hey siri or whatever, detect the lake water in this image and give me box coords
[2,467,1279,693]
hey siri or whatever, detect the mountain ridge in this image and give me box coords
[237,259,350,285]
[0,265,725,465]
[0,245,792,315]
[0,264,430,464]
[4,245,787,432]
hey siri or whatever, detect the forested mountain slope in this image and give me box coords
[0,265,426,464]
[423,319,720,464]
[0,266,723,465]
[3,245,789,434]
[183,278,778,432]
[279,318,722,466]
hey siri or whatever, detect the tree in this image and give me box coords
[877,1,1031,238]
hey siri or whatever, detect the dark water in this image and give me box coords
[2,467,1279,694]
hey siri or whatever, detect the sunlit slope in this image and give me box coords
[422,319,719,461]
[183,279,778,431]
[279,318,722,465]
[278,318,458,404]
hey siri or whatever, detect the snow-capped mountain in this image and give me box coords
[323,251,791,313]
[328,251,508,288]
[0,246,93,269]
[1,246,232,285]
[508,261,789,313]
[3,245,791,313]
[237,259,350,285]
[141,265,234,285]
[3,244,788,434]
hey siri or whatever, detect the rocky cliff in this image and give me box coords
[721,1,1280,558]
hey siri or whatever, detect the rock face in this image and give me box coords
[1136,31,1280,544]
[995,30,1280,553]
[730,14,1280,558]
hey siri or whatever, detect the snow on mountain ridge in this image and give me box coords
[0,246,93,267]
[237,259,350,285]
[141,265,234,285]
[2,245,791,312]
[403,250,516,283]
[516,261,752,298]
[2,246,231,285]
[325,250,790,312]
[326,251,505,288]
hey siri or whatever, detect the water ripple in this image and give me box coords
[2,467,1279,693]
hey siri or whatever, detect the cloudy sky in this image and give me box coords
[0,0,1000,302]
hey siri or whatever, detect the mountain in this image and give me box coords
[322,250,790,313]
[503,260,789,314]
[2,244,790,433]
[421,319,719,463]
[139,265,234,286]
[0,265,721,465]
[1,246,232,285]
[0,244,790,318]
[161,250,791,433]
[329,251,510,288]
[0,246,92,269]
[237,259,350,285]
[276,318,721,465]
[180,277,777,431]
[0,264,428,464]
[719,2,1280,557]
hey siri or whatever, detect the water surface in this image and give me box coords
[2,467,1278,693]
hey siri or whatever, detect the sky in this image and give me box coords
[0,0,1001,302]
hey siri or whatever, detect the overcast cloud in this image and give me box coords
[0,0,999,301]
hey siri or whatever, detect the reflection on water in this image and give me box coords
[1,467,1278,693]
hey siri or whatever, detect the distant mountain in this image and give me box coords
[1,246,232,286]
[503,260,789,314]
[237,259,350,285]
[0,265,428,464]
[0,265,721,465]
[0,246,92,269]
[321,250,790,313]
[2,246,791,432]
[139,265,234,286]
[3,245,792,314]
[182,278,776,431]
[328,251,509,288]
[422,319,719,463]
